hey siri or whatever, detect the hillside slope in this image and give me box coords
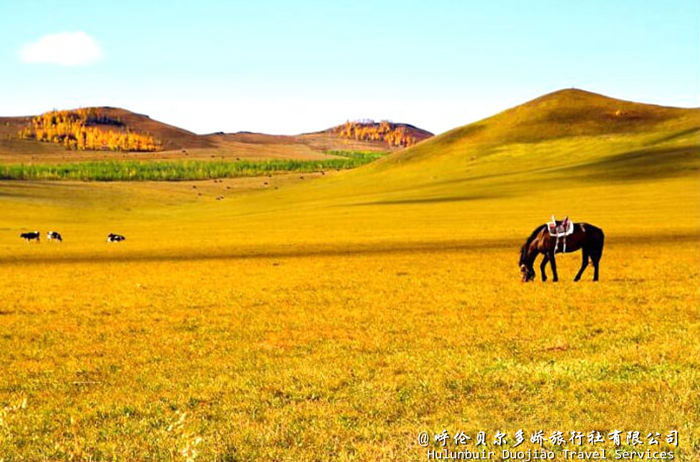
[1,89,698,255]
[385,88,698,162]
[0,108,212,162]
[1,108,211,151]
[93,107,212,150]
[1,109,433,163]
[304,89,700,203]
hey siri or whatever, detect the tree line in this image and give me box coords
[0,157,377,181]
[18,109,160,152]
[332,120,418,147]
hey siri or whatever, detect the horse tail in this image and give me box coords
[520,224,546,265]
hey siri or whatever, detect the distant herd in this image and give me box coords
[19,231,126,243]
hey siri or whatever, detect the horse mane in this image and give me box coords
[519,224,546,265]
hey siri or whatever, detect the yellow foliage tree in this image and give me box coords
[333,120,418,147]
[18,109,160,152]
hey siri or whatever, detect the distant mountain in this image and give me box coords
[0,108,433,162]
[1,107,211,152]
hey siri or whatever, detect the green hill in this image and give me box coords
[308,88,700,205]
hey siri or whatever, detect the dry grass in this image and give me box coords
[1,241,698,460]
[0,175,697,461]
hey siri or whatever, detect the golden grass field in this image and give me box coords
[0,90,698,460]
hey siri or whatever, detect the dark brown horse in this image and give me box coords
[519,221,605,282]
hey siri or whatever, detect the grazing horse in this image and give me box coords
[20,231,40,243]
[519,220,605,282]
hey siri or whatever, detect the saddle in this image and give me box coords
[547,215,573,237]
[547,215,574,253]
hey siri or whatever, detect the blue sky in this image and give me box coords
[1,0,697,135]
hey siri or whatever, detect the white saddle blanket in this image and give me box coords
[547,220,574,237]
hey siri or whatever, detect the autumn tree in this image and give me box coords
[332,120,418,147]
[18,109,160,152]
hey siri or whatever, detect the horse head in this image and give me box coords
[520,263,536,282]
[519,228,541,282]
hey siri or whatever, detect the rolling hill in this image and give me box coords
[296,88,700,204]
[0,108,433,164]
[150,87,697,245]
[0,107,210,150]
[2,88,696,241]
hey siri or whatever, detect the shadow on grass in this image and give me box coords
[553,145,700,181]
[0,231,697,265]
[652,127,700,145]
[409,144,700,194]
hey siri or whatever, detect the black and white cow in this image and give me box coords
[47,231,63,242]
[107,233,126,243]
[20,231,40,243]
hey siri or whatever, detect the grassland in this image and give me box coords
[0,90,698,461]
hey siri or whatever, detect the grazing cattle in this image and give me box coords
[107,233,126,243]
[20,231,40,243]
[47,231,63,242]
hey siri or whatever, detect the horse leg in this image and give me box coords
[540,254,549,282]
[591,252,601,281]
[548,251,558,282]
[574,249,589,282]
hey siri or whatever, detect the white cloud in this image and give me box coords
[19,32,102,66]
